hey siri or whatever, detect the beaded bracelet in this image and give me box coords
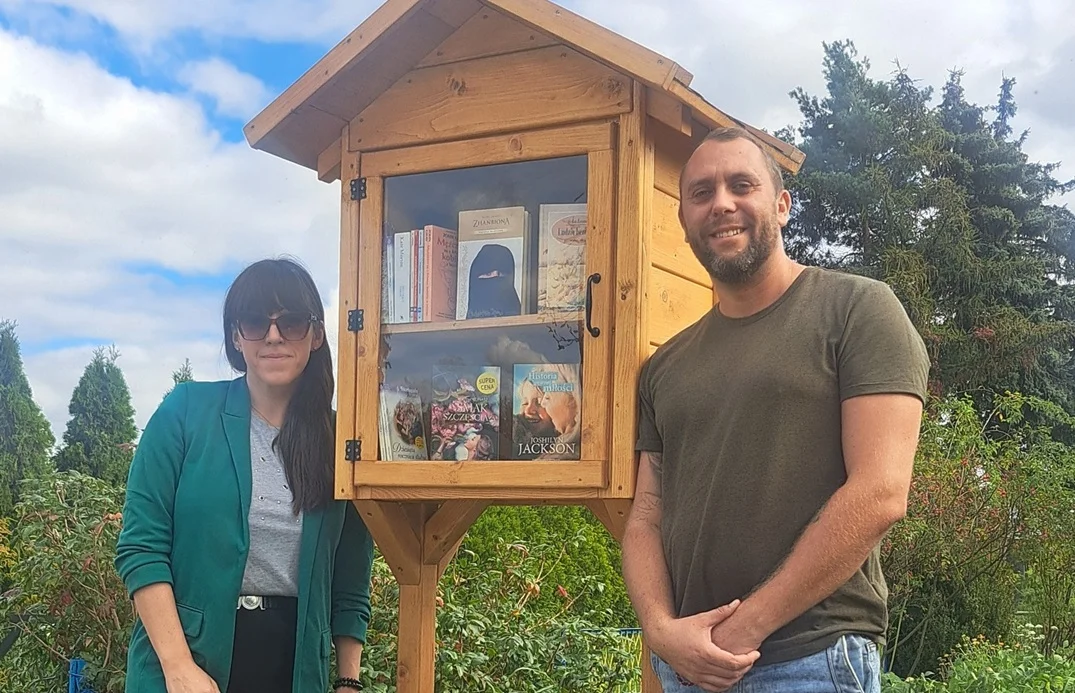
[333,677,362,691]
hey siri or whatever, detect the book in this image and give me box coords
[392,230,412,324]
[538,204,588,313]
[511,363,581,460]
[428,365,501,461]
[421,225,459,322]
[378,384,428,461]
[381,233,395,322]
[455,206,530,320]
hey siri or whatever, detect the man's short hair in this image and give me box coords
[681,127,785,195]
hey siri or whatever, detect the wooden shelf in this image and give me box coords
[382,310,583,334]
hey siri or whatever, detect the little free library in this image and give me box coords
[245,0,804,690]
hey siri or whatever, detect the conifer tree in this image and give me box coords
[0,321,55,516]
[781,41,1075,410]
[54,345,137,486]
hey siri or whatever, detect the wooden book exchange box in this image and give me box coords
[246,0,803,690]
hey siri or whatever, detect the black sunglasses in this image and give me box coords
[235,313,320,342]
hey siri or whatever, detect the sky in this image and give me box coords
[1,0,1073,444]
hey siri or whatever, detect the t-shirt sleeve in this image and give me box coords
[635,356,664,453]
[838,280,931,403]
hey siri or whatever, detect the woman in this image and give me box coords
[115,258,374,693]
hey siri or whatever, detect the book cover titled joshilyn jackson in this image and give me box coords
[511,363,581,460]
[428,365,501,461]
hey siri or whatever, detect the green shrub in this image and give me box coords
[360,536,641,692]
[460,505,635,628]
[0,471,130,693]
[883,624,1075,692]
[882,393,1075,675]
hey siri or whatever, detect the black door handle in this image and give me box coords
[585,273,601,338]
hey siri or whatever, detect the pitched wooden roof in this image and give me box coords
[244,0,805,178]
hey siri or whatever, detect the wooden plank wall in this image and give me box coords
[646,118,714,350]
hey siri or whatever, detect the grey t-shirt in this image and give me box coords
[240,412,304,597]
[636,266,930,665]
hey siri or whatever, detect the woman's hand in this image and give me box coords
[164,659,220,693]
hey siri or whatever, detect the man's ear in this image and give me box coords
[776,188,792,226]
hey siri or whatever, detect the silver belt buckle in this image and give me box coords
[238,595,264,610]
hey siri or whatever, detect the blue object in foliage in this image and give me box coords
[69,658,94,693]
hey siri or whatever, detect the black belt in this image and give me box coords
[237,595,296,610]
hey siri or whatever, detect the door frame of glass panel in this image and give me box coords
[348,120,616,497]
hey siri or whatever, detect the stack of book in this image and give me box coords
[382,203,589,324]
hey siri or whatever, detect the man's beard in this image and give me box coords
[688,217,778,285]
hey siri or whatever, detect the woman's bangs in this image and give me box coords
[226,261,318,320]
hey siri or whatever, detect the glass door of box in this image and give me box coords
[349,123,615,495]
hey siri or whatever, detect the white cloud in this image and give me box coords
[0,29,340,439]
[177,57,270,119]
[0,0,382,45]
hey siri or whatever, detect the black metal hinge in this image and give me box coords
[345,439,361,461]
[349,177,367,200]
[347,309,364,332]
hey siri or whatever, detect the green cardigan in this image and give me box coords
[114,377,374,693]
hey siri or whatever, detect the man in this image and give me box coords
[621,127,929,692]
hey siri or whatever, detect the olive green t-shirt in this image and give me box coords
[636,266,930,665]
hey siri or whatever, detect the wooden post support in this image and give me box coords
[354,500,487,693]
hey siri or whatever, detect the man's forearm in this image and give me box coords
[738,479,904,640]
[132,582,195,672]
[333,636,364,680]
[622,518,676,634]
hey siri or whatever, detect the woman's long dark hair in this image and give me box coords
[223,257,334,514]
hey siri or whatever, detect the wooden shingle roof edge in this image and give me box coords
[243,0,805,178]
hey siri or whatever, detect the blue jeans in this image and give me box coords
[651,634,881,693]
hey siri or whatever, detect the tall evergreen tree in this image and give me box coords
[781,41,1075,411]
[162,358,194,402]
[54,345,137,486]
[0,321,55,516]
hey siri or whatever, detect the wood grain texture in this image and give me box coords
[417,7,558,68]
[652,117,700,199]
[349,45,631,151]
[666,80,804,173]
[580,149,615,465]
[361,120,613,177]
[354,500,420,583]
[335,139,360,499]
[317,136,342,183]
[651,187,711,287]
[648,266,713,346]
[396,564,438,693]
[361,487,606,501]
[355,175,384,469]
[245,0,421,147]
[483,0,688,90]
[352,461,604,489]
[606,84,650,499]
[309,9,453,121]
[646,87,690,136]
[585,499,632,542]
[423,0,482,27]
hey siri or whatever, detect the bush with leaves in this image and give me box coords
[882,624,1075,692]
[359,532,641,693]
[460,505,634,627]
[0,471,130,693]
[882,392,1075,675]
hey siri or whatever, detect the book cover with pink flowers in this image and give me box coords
[428,364,501,461]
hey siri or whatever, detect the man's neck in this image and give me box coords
[246,375,293,427]
[714,254,805,319]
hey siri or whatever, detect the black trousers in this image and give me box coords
[226,598,298,693]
